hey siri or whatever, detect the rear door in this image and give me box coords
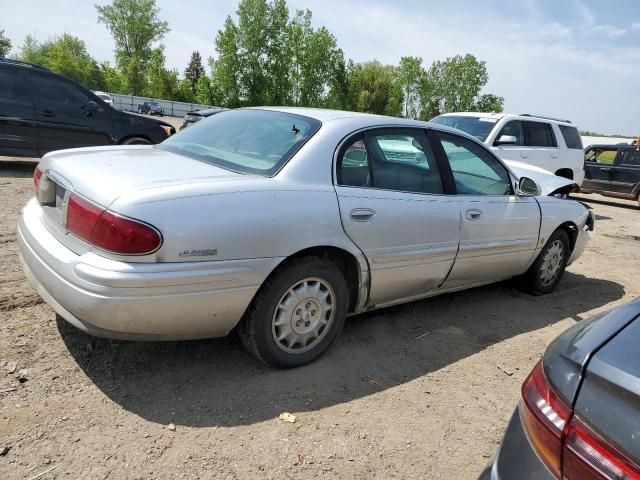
[522,120,560,173]
[583,146,617,191]
[25,69,112,155]
[433,130,540,289]
[609,147,640,196]
[335,127,461,307]
[0,66,38,156]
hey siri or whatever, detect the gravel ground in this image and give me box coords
[0,159,638,479]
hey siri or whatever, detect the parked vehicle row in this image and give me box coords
[19,107,593,369]
[0,58,175,157]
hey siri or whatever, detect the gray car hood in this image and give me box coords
[504,159,578,196]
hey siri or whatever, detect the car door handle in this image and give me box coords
[465,209,483,221]
[550,154,559,159]
[349,208,376,222]
[520,154,529,159]
[600,167,611,172]
[41,110,55,117]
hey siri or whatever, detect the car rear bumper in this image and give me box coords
[18,198,281,340]
[480,406,556,480]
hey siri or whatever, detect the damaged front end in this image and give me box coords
[504,160,579,197]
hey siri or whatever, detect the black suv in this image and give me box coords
[582,142,640,206]
[138,101,164,116]
[0,59,175,157]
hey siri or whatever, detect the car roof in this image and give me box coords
[188,108,227,116]
[251,106,412,123]
[438,111,574,125]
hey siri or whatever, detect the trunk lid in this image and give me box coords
[39,145,244,208]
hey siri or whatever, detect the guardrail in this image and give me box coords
[108,93,218,117]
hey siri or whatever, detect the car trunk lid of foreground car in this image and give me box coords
[33,145,249,256]
[520,300,640,478]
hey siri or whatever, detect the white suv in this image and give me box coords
[431,113,585,186]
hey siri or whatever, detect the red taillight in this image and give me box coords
[563,416,640,480]
[520,360,572,478]
[33,167,43,193]
[66,193,161,255]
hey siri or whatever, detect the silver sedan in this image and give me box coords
[18,107,593,367]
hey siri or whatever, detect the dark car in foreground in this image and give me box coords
[137,101,164,116]
[0,59,175,157]
[582,143,640,206]
[481,299,640,479]
[180,107,227,129]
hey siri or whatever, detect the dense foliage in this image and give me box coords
[6,0,503,118]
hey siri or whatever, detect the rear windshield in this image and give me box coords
[159,109,321,176]
[431,115,497,142]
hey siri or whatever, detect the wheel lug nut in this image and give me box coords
[311,310,316,316]
[305,302,310,308]
[305,321,310,327]
[296,309,301,315]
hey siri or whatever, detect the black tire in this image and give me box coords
[120,137,151,145]
[520,229,570,295]
[239,256,349,368]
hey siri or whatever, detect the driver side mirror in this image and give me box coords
[516,177,541,196]
[495,135,517,146]
[82,101,98,115]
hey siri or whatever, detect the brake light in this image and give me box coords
[520,360,572,478]
[33,167,43,193]
[563,416,640,480]
[66,193,161,255]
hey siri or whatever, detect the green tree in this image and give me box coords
[472,93,504,113]
[19,34,105,89]
[96,0,170,94]
[100,61,124,92]
[0,30,12,57]
[419,54,503,119]
[143,46,180,99]
[184,50,205,92]
[213,16,242,107]
[195,74,213,104]
[348,60,402,116]
[397,56,424,119]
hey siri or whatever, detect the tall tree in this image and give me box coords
[397,56,424,119]
[348,60,402,116]
[0,30,12,57]
[419,54,503,119]
[184,51,205,92]
[214,16,242,107]
[96,0,170,94]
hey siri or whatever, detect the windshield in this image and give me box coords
[159,109,321,176]
[431,115,498,142]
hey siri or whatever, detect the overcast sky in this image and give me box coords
[2,0,639,135]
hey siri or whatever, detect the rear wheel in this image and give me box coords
[239,257,348,368]
[120,137,151,145]
[520,229,570,295]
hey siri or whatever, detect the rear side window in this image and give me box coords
[585,148,618,164]
[620,149,640,166]
[524,121,557,147]
[337,129,444,195]
[0,68,29,103]
[559,125,583,149]
[27,71,90,108]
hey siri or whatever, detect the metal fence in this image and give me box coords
[108,93,218,117]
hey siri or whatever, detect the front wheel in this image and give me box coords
[520,229,570,295]
[239,257,348,368]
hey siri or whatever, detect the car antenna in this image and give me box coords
[291,125,300,134]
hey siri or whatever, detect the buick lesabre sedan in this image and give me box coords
[18,108,593,368]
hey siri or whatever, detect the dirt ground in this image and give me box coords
[0,159,638,480]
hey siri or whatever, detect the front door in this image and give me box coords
[26,70,112,155]
[433,131,540,289]
[583,146,617,192]
[335,128,460,307]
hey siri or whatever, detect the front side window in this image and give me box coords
[559,125,583,149]
[435,132,512,195]
[160,109,320,176]
[338,130,443,195]
[495,120,524,146]
[28,71,90,108]
[523,121,557,147]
